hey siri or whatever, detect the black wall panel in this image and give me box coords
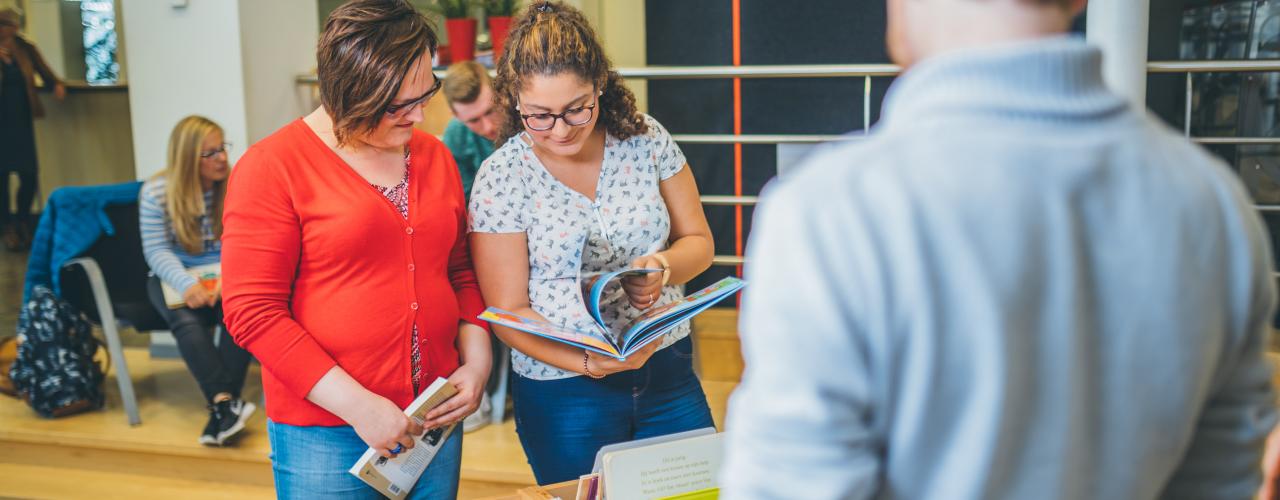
[646,0,887,290]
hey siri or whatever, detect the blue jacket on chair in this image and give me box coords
[23,181,144,302]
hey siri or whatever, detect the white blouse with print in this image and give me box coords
[469,114,691,380]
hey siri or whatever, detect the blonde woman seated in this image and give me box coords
[140,115,255,446]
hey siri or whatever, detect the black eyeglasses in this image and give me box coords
[518,98,598,132]
[199,143,231,159]
[385,78,443,118]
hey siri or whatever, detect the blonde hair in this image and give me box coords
[159,116,225,254]
[443,60,490,107]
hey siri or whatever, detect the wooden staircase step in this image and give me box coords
[0,461,275,500]
[693,308,743,382]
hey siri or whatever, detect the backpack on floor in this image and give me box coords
[9,285,108,418]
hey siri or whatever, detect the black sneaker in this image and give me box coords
[198,409,220,446]
[209,399,257,446]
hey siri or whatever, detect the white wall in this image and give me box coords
[120,0,317,179]
[120,0,249,179]
[237,0,318,144]
[23,0,65,77]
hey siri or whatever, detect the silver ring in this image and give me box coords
[390,443,403,454]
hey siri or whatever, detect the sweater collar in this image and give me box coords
[881,35,1129,129]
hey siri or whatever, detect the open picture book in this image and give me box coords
[479,268,745,361]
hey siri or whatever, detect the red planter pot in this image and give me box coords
[488,16,512,60]
[445,18,477,63]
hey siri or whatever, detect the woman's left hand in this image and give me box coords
[623,254,666,310]
[420,362,487,430]
[53,83,66,101]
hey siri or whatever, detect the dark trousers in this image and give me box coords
[0,169,37,225]
[145,275,252,404]
[511,336,715,484]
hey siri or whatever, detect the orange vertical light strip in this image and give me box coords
[731,0,743,279]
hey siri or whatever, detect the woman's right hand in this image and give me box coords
[585,340,662,377]
[182,284,216,309]
[349,395,424,459]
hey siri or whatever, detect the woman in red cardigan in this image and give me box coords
[220,1,489,498]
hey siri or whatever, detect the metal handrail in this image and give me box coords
[1147,60,1280,73]
[1193,137,1280,145]
[712,255,746,267]
[701,195,758,206]
[294,60,1280,86]
[672,134,852,144]
[616,64,901,79]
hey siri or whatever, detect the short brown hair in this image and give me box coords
[443,61,491,107]
[316,0,438,146]
[494,1,646,143]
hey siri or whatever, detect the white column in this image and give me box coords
[119,0,317,179]
[1086,0,1151,109]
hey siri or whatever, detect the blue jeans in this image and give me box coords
[512,336,715,484]
[267,420,462,499]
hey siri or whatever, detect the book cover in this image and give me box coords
[348,377,459,499]
[159,262,221,309]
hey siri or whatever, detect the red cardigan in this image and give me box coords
[222,120,486,426]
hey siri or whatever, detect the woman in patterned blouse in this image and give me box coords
[470,1,717,484]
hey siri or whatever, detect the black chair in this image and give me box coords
[59,201,169,426]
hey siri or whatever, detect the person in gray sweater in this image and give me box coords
[722,0,1277,498]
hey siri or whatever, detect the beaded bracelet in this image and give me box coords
[583,351,605,379]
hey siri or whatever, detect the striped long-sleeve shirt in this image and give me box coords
[139,176,220,294]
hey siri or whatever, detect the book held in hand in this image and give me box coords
[479,268,745,360]
[348,377,459,499]
[159,262,221,309]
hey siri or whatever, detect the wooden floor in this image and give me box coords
[0,250,28,340]
[0,347,738,499]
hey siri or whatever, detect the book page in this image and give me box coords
[579,268,663,340]
[479,308,621,357]
[619,277,745,354]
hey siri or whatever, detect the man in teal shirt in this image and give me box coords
[442,61,502,201]
[443,61,505,433]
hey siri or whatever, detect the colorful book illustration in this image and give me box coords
[159,262,221,309]
[479,269,745,361]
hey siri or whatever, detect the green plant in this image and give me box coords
[483,0,520,17]
[428,0,476,19]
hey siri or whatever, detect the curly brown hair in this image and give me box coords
[493,1,647,144]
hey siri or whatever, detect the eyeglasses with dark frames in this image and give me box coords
[199,143,232,159]
[518,95,599,132]
[385,77,443,118]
